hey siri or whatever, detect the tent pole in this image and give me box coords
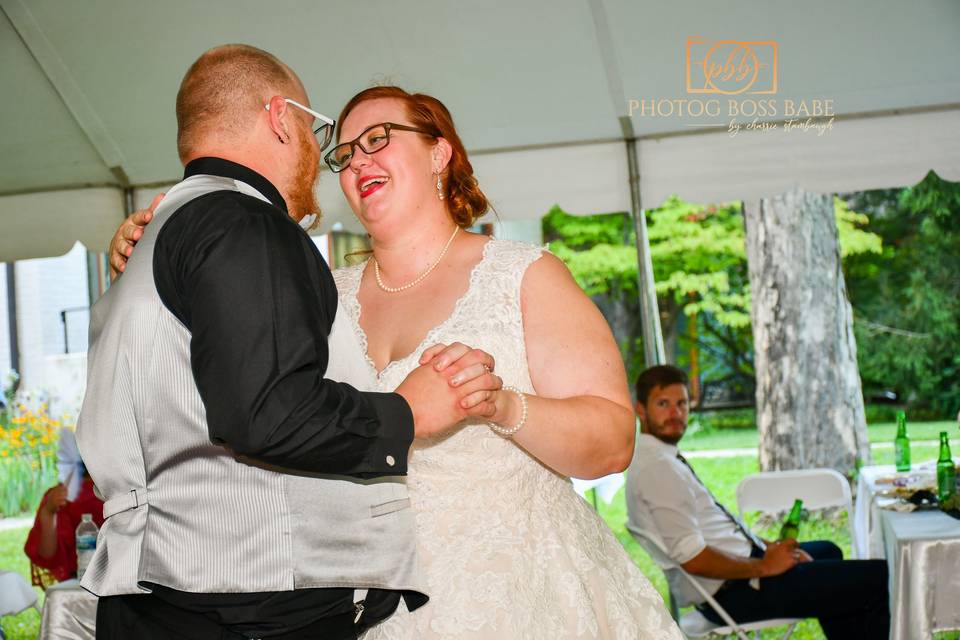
[123,187,135,218]
[626,138,665,366]
[5,263,20,386]
[585,0,665,368]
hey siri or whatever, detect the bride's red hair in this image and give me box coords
[336,86,490,228]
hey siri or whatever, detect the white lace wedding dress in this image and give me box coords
[327,239,682,640]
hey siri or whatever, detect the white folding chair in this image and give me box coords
[628,527,800,640]
[0,570,41,638]
[735,468,856,557]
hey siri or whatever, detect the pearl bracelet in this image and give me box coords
[489,385,528,437]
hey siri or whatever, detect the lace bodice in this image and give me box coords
[330,238,681,639]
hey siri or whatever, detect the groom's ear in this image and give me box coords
[431,137,453,175]
[265,95,291,143]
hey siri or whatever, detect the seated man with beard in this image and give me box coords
[625,365,890,640]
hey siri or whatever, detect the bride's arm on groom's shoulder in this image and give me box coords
[108,192,164,279]
[489,252,635,480]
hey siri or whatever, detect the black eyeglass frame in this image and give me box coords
[324,122,436,173]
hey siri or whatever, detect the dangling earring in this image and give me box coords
[435,172,444,200]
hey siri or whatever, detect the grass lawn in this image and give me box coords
[1,431,957,639]
[0,526,41,640]
[683,419,957,451]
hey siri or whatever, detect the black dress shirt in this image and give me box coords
[154,157,413,477]
[141,157,417,633]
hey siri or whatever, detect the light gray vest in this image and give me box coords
[76,174,423,597]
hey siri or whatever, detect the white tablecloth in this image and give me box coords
[38,579,97,640]
[854,464,960,639]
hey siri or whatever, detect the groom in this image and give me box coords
[77,44,496,639]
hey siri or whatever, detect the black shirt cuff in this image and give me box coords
[362,392,414,474]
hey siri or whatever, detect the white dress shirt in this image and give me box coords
[626,432,753,606]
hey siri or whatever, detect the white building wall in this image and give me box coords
[13,242,90,416]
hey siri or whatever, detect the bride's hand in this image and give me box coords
[419,342,501,417]
[109,192,164,280]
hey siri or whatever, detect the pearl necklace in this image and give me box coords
[374,226,460,293]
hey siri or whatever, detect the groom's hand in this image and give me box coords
[396,364,472,438]
[396,360,502,438]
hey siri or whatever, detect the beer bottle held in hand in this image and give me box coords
[936,431,956,503]
[894,410,911,472]
[779,499,803,541]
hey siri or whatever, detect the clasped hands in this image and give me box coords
[399,342,509,439]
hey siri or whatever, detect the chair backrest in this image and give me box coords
[736,468,856,556]
[628,528,727,608]
[627,528,749,637]
[0,570,39,616]
[627,525,679,569]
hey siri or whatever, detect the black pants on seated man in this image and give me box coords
[699,541,890,639]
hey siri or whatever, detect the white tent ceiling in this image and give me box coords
[1,0,959,260]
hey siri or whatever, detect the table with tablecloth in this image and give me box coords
[854,464,960,639]
[38,579,96,640]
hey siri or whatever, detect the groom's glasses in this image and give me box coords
[265,98,336,152]
[324,122,436,173]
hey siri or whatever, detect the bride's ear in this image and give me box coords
[432,137,453,175]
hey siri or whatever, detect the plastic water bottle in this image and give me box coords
[75,513,98,580]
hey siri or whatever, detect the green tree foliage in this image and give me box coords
[543,208,646,383]
[543,195,883,403]
[844,171,960,416]
[543,209,638,296]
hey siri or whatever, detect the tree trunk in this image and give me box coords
[743,188,870,473]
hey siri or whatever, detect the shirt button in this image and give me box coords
[386,455,395,466]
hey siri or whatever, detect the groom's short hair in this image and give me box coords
[176,44,301,162]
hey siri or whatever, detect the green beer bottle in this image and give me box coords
[894,410,911,472]
[779,499,803,541]
[936,431,956,503]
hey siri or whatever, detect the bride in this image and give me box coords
[111,86,681,639]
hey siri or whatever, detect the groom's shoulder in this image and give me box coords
[161,189,299,244]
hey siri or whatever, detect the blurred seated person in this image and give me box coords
[625,365,889,640]
[24,429,104,586]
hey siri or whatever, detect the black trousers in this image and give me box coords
[699,541,890,640]
[96,588,401,640]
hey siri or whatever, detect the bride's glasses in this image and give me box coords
[324,122,436,173]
